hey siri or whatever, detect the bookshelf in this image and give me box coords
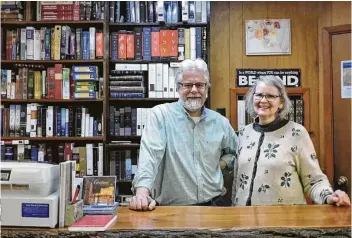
[1,1,211,202]
[105,1,211,199]
[1,1,106,165]
[230,88,311,133]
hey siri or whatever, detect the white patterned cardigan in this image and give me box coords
[232,119,333,206]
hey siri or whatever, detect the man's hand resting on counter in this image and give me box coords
[127,187,157,211]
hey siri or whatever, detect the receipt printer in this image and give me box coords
[0,161,60,228]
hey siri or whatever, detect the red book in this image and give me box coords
[126,32,135,59]
[169,29,178,58]
[118,31,127,60]
[47,67,55,99]
[68,215,117,232]
[54,64,63,99]
[160,28,169,58]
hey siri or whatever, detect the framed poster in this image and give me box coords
[341,60,352,98]
[245,19,291,55]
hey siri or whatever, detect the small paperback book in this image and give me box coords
[82,176,118,214]
[68,214,118,231]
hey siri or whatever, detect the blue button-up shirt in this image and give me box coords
[132,99,237,205]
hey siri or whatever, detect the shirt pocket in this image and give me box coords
[202,140,222,169]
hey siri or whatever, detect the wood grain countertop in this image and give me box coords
[112,205,351,230]
[1,205,351,238]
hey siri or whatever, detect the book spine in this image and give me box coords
[142,27,151,60]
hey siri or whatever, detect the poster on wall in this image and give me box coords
[341,60,352,98]
[245,19,291,55]
[236,69,301,87]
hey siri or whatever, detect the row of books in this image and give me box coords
[36,1,105,21]
[0,141,103,177]
[288,97,304,125]
[0,104,103,138]
[111,63,181,99]
[1,141,56,162]
[0,1,25,22]
[0,1,95,22]
[111,26,207,62]
[1,65,103,100]
[109,71,146,98]
[110,1,210,24]
[3,26,104,60]
[109,150,139,182]
[109,106,151,137]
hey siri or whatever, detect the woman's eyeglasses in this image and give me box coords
[253,93,281,101]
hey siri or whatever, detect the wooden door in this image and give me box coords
[331,32,351,197]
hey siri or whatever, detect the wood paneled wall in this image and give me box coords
[210,1,351,170]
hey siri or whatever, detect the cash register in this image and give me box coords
[0,161,60,228]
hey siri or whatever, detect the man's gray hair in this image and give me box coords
[244,75,292,119]
[175,58,211,87]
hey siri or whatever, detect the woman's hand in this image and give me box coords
[326,190,351,206]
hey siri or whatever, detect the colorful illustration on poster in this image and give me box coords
[245,19,291,55]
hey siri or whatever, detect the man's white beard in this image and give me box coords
[183,98,204,112]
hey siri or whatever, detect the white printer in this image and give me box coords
[0,161,60,228]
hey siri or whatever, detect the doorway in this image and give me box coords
[323,24,351,198]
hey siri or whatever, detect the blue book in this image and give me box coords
[31,147,38,161]
[82,31,90,60]
[61,108,66,137]
[142,27,151,60]
[196,27,202,58]
[83,202,118,215]
[56,107,61,137]
[111,32,118,61]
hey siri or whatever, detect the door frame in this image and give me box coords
[322,24,351,185]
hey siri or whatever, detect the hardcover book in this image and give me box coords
[68,214,117,231]
[82,176,116,206]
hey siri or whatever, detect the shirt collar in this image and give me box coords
[177,98,208,120]
[252,116,289,133]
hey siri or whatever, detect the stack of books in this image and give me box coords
[82,176,118,215]
[68,175,118,232]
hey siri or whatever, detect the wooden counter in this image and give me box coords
[1,205,351,238]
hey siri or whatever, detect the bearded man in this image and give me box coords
[129,58,238,211]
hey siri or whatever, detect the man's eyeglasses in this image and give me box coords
[179,82,207,90]
[253,93,281,101]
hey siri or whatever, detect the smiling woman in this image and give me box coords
[231,76,351,207]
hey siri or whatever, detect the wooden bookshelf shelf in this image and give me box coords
[107,143,140,148]
[1,60,104,64]
[1,20,104,26]
[117,180,133,183]
[1,137,104,141]
[1,99,104,103]
[109,98,178,101]
[110,136,141,140]
[109,22,208,27]
[110,60,182,64]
